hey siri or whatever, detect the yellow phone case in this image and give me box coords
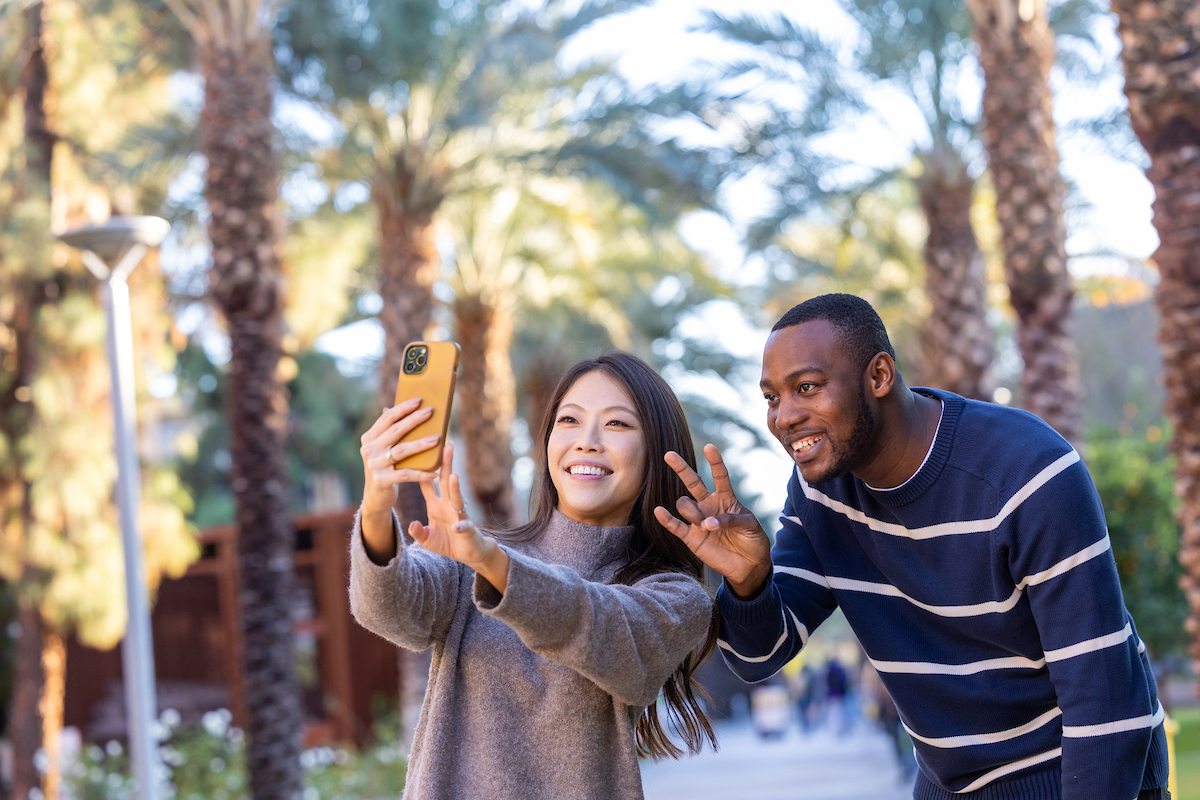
[392,341,460,471]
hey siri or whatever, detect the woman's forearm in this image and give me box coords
[361,507,398,565]
[471,539,511,594]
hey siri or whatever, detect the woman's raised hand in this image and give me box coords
[359,398,441,517]
[408,442,511,592]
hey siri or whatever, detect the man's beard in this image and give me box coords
[807,385,880,484]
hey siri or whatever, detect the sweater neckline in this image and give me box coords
[864,387,963,507]
[529,509,634,575]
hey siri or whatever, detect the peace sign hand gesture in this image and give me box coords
[408,442,511,593]
[653,443,773,599]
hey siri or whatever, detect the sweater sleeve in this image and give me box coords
[1009,453,1161,800]
[472,547,713,709]
[715,472,838,682]
[347,507,463,651]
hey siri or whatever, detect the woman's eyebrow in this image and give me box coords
[558,402,638,415]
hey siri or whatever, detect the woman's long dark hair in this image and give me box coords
[497,352,719,759]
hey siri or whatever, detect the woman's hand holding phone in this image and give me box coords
[409,442,510,593]
[358,398,442,562]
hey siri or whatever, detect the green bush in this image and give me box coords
[1085,426,1186,659]
[65,709,406,800]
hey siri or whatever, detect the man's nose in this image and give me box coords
[775,397,807,431]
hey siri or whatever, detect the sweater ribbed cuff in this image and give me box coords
[914,765,1060,800]
[716,575,780,630]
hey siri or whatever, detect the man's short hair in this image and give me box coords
[772,293,896,368]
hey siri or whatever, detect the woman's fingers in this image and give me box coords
[408,520,428,546]
[360,398,422,445]
[448,472,467,517]
[366,434,440,470]
[383,404,434,445]
[438,442,454,500]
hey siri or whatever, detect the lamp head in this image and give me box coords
[56,215,170,261]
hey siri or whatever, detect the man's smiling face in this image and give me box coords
[760,320,881,485]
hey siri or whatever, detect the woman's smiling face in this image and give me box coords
[548,370,647,528]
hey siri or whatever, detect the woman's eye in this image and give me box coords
[556,415,577,425]
[607,419,632,428]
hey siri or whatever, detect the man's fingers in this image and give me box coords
[664,450,711,502]
[704,443,735,495]
[675,496,705,525]
[654,506,692,541]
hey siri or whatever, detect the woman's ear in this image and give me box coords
[865,352,897,399]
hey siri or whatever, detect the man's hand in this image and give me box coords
[654,444,773,599]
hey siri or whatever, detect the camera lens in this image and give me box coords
[415,353,427,367]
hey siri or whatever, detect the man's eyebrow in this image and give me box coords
[760,367,823,389]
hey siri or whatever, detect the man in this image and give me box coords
[655,294,1168,799]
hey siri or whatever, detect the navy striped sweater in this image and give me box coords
[717,388,1168,799]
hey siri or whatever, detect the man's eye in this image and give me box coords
[798,382,817,393]
[763,393,778,403]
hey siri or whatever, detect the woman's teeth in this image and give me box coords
[792,436,822,453]
[568,465,610,476]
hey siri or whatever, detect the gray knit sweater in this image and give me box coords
[348,508,713,800]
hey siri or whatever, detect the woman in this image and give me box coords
[351,352,718,800]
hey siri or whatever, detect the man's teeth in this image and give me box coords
[569,465,610,476]
[792,436,822,453]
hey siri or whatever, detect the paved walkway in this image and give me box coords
[642,719,916,800]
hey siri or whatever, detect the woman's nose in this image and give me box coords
[574,422,603,451]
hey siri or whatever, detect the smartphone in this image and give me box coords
[392,341,460,471]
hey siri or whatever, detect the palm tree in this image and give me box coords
[276,0,717,528]
[160,1,303,796]
[966,0,1082,444]
[1110,0,1200,680]
[702,6,996,400]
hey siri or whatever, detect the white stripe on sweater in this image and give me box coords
[1018,537,1112,589]
[1062,702,1164,738]
[717,605,807,663]
[906,707,1062,749]
[868,624,1135,677]
[872,654,1046,676]
[955,747,1063,794]
[1044,624,1132,663]
[772,536,1112,619]
[797,451,1080,540]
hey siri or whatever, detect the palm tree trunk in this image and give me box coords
[4,7,52,797]
[6,602,44,800]
[916,147,995,401]
[454,295,516,527]
[373,186,439,534]
[373,180,439,752]
[1111,0,1200,685]
[967,0,1083,445]
[199,35,304,800]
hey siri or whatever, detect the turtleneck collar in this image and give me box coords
[525,509,635,578]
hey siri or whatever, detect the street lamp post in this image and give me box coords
[56,215,171,800]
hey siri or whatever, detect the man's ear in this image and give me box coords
[865,352,896,399]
